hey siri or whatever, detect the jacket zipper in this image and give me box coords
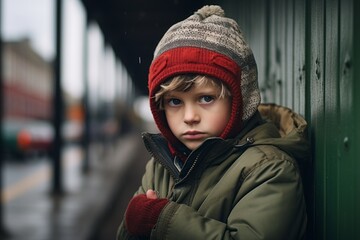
[176,142,211,185]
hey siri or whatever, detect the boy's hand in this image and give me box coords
[125,190,168,237]
[146,189,158,199]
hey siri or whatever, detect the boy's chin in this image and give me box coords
[183,142,202,151]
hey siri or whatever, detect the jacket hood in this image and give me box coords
[244,103,310,165]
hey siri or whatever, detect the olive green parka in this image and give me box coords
[117,104,309,240]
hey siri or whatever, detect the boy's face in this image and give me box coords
[164,81,231,150]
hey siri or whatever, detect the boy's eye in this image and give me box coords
[199,95,215,104]
[167,98,182,106]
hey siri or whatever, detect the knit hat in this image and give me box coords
[148,5,260,153]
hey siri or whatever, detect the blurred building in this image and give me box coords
[2,38,53,121]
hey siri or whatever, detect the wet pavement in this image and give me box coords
[2,131,150,240]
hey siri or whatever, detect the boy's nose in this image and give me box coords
[183,106,200,125]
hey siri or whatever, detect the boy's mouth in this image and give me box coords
[182,131,206,140]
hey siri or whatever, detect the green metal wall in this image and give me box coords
[215,0,360,239]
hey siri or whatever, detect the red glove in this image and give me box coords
[125,194,169,236]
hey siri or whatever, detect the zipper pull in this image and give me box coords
[234,136,255,148]
[173,156,183,172]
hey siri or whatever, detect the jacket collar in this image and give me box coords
[141,112,264,181]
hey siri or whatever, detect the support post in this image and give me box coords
[52,0,64,194]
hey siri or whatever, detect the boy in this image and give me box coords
[117,5,308,239]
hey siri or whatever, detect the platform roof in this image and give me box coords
[80,0,207,95]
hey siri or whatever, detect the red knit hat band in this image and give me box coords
[149,47,241,96]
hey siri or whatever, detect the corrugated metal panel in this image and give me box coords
[324,0,340,238]
[216,0,359,239]
[338,0,356,238]
[284,0,295,109]
[354,0,360,235]
[309,1,325,239]
[293,0,307,116]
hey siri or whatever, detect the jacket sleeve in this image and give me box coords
[151,156,307,240]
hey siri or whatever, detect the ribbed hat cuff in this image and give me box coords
[149,47,241,96]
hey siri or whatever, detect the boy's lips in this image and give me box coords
[182,131,206,140]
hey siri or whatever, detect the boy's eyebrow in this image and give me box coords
[163,92,179,98]
[165,91,222,100]
[192,87,222,95]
